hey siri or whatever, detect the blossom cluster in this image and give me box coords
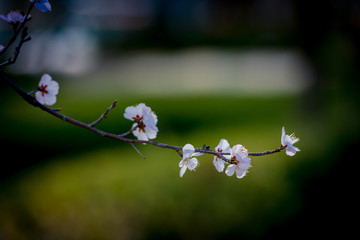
[1,1,56,105]
[121,103,300,179]
[177,127,300,178]
[0,1,51,27]
[0,11,31,26]
[124,103,158,141]
[1,0,301,180]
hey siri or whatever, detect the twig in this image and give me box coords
[130,143,146,159]
[248,145,285,156]
[118,123,139,137]
[88,99,118,127]
[28,88,39,95]
[0,3,34,57]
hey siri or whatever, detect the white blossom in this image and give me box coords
[281,127,300,156]
[124,103,158,141]
[179,144,202,177]
[213,139,231,172]
[0,11,30,25]
[30,0,52,12]
[225,144,251,179]
[35,74,59,106]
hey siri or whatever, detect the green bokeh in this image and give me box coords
[1,84,356,239]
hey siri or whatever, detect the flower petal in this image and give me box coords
[182,144,195,158]
[187,158,198,171]
[179,158,185,168]
[143,109,158,132]
[144,126,157,140]
[217,139,230,151]
[46,80,59,95]
[39,73,52,86]
[281,127,286,146]
[235,168,247,179]
[43,94,57,106]
[34,0,52,12]
[213,157,225,172]
[286,145,300,156]
[35,91,45,104]
[179,165,187,177]
[132,128,149,141]
[123,106,138,120]
[237,161,251,171]
[225,164,236,177]
[192,152,203,157]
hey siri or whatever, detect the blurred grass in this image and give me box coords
[0,81,356,239]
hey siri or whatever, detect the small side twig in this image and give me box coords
[88,99,118,127]
[119,123,139,137]
[130,143,146,159]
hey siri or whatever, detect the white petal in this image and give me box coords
[187,158,198,171]
[144,126,157,140]
[46,80,59,95]
[35,91,45,104]
[44,94,57,106]
[35,0,52,12]
[151,111,158,125]
[231,144,246,156]
[286,145,300,156]
[143,109,158,132]
[124,106,138,120]
[179,158,185,168]
[39,73,52,86]
[136,103,149,112]
[182,144,195,158]
[192,152,203,157]
[225,164,236,176]
[213,157,225,172]
[235,168,247,179]
[216,139,230,151]
[281,127,286,146]
[237,161,251,171]
[179,165,187,177]
[232,145,248,161]
[132,129,148,141]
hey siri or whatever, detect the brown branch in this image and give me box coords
[0,69,284,161]
[88,99,118,127]
[248,146,285,156]
[0,3,34,58]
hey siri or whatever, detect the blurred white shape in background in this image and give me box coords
[12,28,98,75]
[69,48,313,96]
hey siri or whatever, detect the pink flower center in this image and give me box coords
[138,121,146,133]
[231,156,239,165]
[39,84,48,96]
[132,114,143,122]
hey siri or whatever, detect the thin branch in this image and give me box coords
[0,69,285,162]
[88,99,118,127]
[0,3,34,58]
[248,145,285,156]
[28,88,39,95]
[130,143,146,159]
[118,123,139,137]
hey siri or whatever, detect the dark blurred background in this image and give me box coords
[1,0,359,239]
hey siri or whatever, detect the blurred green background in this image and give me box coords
[1,0,360,239]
